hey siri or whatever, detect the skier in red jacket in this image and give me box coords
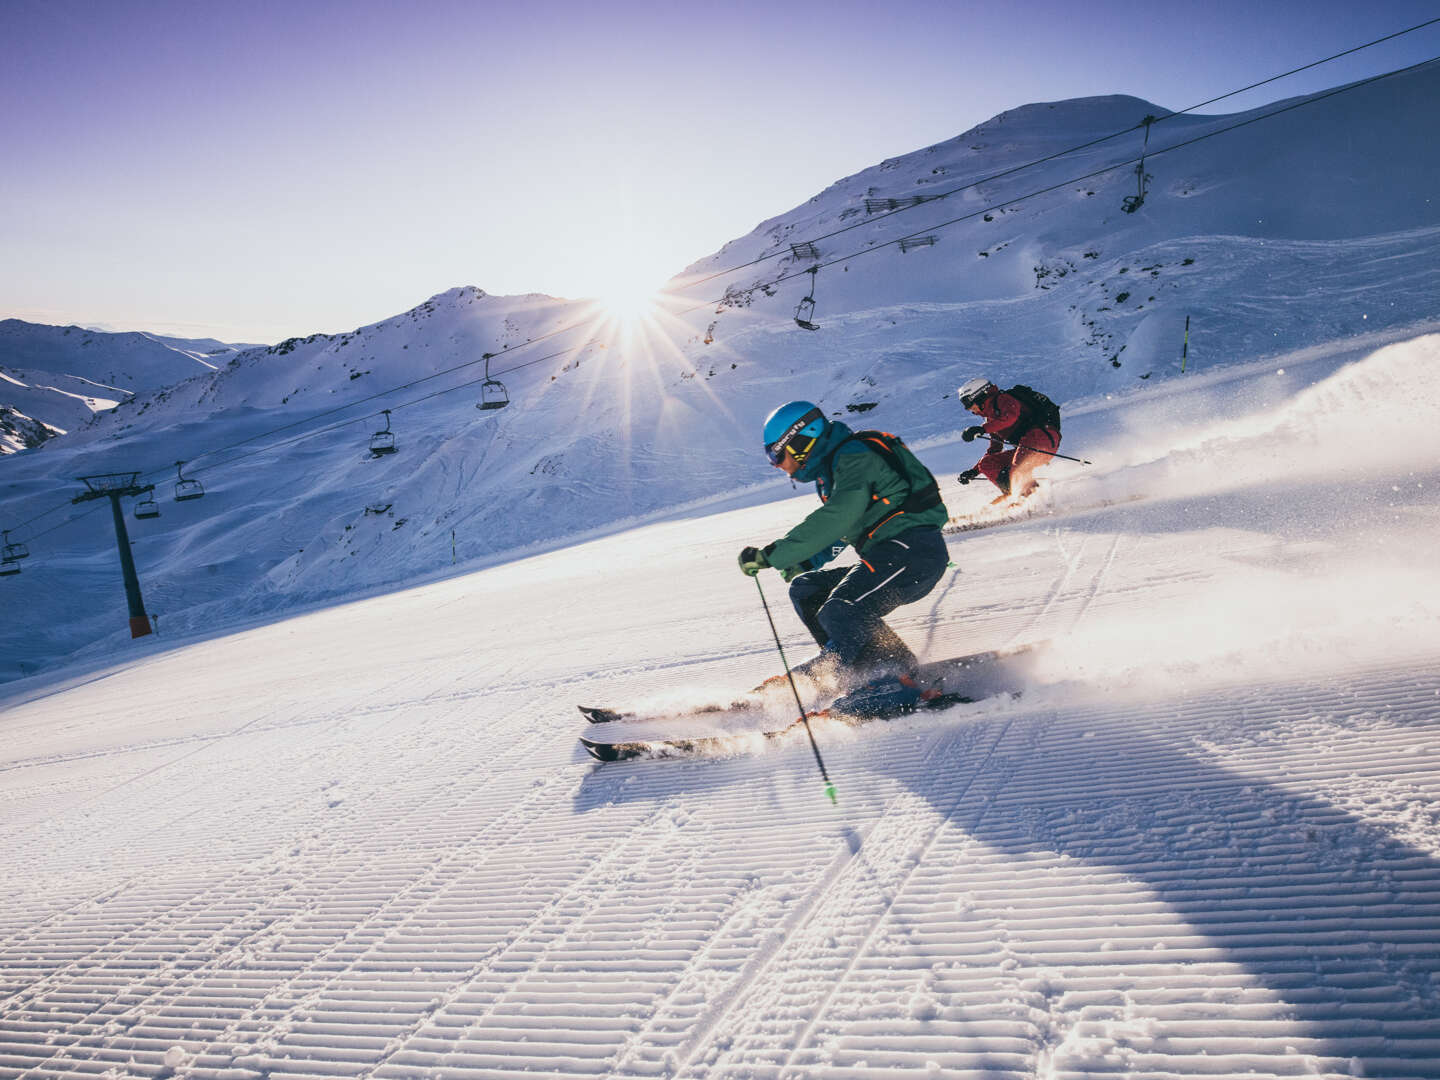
[955,378,1062,504]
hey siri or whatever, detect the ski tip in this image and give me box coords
[578,705,626,724]
[579,736,634,762]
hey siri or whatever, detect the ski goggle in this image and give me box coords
[959,385,994,408]
[765,407,825,465]
[766,434,817,466]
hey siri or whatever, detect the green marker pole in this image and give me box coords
[754,575,838,804]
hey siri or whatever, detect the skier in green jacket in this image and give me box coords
[739,401,950,705]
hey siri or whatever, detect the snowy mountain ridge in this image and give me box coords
[0,319,252,452]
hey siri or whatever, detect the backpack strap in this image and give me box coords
[845,431,942,552]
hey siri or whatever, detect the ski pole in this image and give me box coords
[986,436,1091,466]
[753,575,838,805]
[1025,445,1092,466]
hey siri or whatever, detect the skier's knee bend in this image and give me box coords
[787,570,828,607]
[789,572,829,620]
[787,573,836,648]
[977,450,1013,490]
[816,600,870,666]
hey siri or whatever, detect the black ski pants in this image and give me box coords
[786,526,949,673]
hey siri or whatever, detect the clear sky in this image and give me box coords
[3,0,1438,344]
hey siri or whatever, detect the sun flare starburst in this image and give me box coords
[595,280,662,325]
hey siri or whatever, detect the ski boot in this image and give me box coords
[830,670,942,719]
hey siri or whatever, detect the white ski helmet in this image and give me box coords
[957,377,996,408]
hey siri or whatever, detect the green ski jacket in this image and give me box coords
[763,422,948,574]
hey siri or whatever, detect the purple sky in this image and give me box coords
[4,0,1438,343]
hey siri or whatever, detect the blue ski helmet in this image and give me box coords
[763,400,827,466]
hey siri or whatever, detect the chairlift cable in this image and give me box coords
[183,346,577,480]
[668,17,1440,296]
[164,321,604,477]
[675,52,1440,313]
[15,356,560,544]
[1171,16,1440,117]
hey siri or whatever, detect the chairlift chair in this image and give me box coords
[1122,117,1155,215]
[478,378,509,410]
[173,460,205,501]
[369,409,398,455]
[793,267,819,331]
[134,494,160,519]
[476,353,510,410]
[1,530,28,561]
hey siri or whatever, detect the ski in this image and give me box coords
[578,705,627,724]
[944,493,1144,534]
[578,688,986,763]
[579,698,760,725]
[578,643,1041,762]
[945,502,1046,533]
[579,718,806,763]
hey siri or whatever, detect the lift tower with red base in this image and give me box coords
[73,473,155,639]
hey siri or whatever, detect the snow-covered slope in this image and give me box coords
[1,61,1438,684]
[2,332,1438,1078]
[0,319,249,452]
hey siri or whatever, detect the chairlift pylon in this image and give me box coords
[476,352,510,410]
[794,267,819,331]
[173,460,205,501]
[2,530,28,562]
[369,409,398,455]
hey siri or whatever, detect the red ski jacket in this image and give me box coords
[975,390,1029,442]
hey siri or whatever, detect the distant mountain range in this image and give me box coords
[0,319,256,453]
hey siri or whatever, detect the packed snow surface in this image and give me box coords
[2,334,1439,1078]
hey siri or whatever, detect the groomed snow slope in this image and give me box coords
[2,335,1438,1079]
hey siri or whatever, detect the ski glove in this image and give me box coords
[738,546,770,577]
[957,467,981,485]
[962,425,987,443]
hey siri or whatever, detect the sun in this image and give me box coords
[595,277,662,324]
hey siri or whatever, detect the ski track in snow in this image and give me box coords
[4,439,1440,1079]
